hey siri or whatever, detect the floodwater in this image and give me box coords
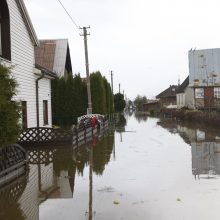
[2,113,220,219]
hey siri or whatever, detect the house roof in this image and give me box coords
[143,100,159,105]
[35,64,57,78]
[176,76,189,94]
[16,0,39,46]
[156,85,179,99]
[35,39,72,77]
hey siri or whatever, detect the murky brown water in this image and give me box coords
[2,113,220,220]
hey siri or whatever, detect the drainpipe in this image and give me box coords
[36,72,45,128]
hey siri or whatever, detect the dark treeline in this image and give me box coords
[114,93,126,112]
[51,71,114,126]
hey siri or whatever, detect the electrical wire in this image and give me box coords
[57,0,81,34]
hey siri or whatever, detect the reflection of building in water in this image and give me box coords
[0,171,28,219]
[18,161,75,220]
[177,124,220,178]
[191,142,220,177]
[158,119,220,179]
[0,148,76,220]
[177,125,196,144]
[0,133,115,219]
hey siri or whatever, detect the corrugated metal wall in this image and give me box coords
[189,48,220,87]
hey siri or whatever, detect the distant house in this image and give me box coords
[0,0,55,129]
[176,76,194,109]
[35,39,72,78]
[143,100,160,112]
[156,85,178,107]
[189,48,220,109]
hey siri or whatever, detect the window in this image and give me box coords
[21,101,27,130]
[214,87,220,98]
[0,11,2,56]
[196,130,205,141]
[43,100,48,125]
[195,88,204,98]
[0,0,11,60]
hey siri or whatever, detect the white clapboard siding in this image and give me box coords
[18,165,39,220]
[38,78,52,127]
[7,0,52,127]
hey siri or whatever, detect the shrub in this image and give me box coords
[0,65,21,147]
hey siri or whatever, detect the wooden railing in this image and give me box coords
[18,127,72,144]
[0,144,27,186]
[18,120,108,147]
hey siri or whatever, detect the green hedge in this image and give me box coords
[51,72,113,126]
[0,65,21,147]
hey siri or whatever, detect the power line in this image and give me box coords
[57,0,81,33]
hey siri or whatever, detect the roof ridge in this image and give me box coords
[16,0,39,46]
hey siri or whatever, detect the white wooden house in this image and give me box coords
[176,76,194,109]
[0,0,56,129]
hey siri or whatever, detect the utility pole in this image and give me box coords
[110,70,115,117]
[80,26,92,114]
[119,83,121,94]
[110,70,114,95]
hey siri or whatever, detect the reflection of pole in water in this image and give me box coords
[112,127,116,161]
[89,144,93,220]
[85,142,96,220]
[38,164,42,191]
[120,132,122,142]
[113,132,116,161]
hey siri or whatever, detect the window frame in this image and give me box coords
[0,0,11,60]
[195,88,204,99]
[21,101,27,130]
[43,100,49,125]
[214,87,220,98]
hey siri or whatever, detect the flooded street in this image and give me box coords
[2,113,220,219]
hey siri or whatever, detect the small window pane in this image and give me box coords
[214,87,220,98]
[43,100,48,125]
[195,88,204,98]
[22,101,27,129]
[196,129,205,141]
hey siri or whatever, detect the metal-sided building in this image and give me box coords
[189,48,220,109]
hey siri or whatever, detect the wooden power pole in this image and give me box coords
[111,70,114,95]
[80,27,92,114]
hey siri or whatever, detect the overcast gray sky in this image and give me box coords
[25,0,220,100]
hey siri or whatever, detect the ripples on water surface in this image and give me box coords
[1,113,220,220]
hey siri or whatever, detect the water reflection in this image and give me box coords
[115,114,127,133]
[158,119,220,179]
[0,172,27,219]
[114,114,127,143]
[0,129,115,220]
[134,112,148,123]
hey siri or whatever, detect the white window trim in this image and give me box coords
[195,88,204,99]
[214,87,220,98]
